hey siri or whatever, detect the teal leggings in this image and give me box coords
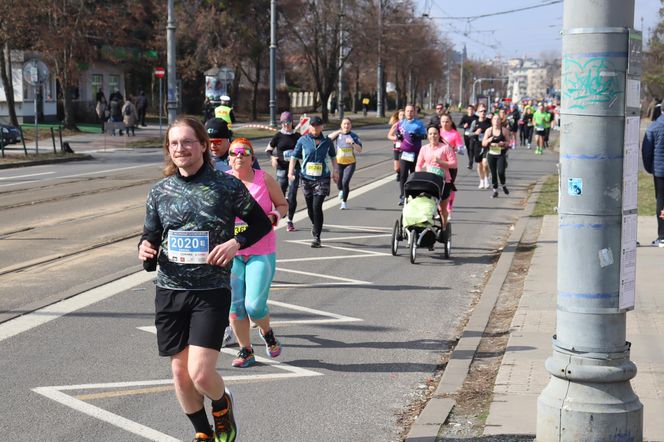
[229,253,276,321]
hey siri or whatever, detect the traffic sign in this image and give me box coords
[154,67,165,78]
[22,59,49,86]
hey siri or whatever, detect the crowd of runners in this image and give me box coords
[136,98,554,441]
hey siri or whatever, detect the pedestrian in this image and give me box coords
[137,116,272,441]
[95,90,108,133]
[109,94,123,136]
[428,103,446,128]
[469,105,492,189]
[225,138,288,368]
[288,115,339,248]
[389,104,427,206]
[266,111,301,232]
[122,97,138,136]
[642,113,664,247]
[415,125,456,230]
[459,104,478,170]
[205,118,233,172]
[214,95,236,128]
[329,117,363,210]
[136,90,148,127]
[482,114,512,198]
[388,109,405,182]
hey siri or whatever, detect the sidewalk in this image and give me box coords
[484,215,664,441]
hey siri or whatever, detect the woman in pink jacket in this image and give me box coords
[439,114,463,219]
[415,125,457,229]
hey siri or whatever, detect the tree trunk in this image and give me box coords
[0,44,19,127]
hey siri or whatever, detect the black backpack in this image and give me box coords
[124,105,132,117]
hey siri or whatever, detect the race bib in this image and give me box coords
[427,165,445,177]
[234,222,248,236]
[395,141,401,149]
[536,126,545,131]
[168,230,209,264]
[338,147,354,158]
[489,143,502,155]
[306,162,323,176]
[464,130,471,136]
[401,151,415,162]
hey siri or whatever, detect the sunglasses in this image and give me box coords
[229,147,253,157]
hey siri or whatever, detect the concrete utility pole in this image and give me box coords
[166,0,177,123]
[269,0,277,127]
[536,1,643,440]
[458,43,465,107]
[337,0,345,120]
[376,0,384,118]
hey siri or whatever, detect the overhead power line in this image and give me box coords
[425,0,563,22]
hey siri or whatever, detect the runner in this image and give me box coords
[439,114,463,219]
[329,117,363,210]
[533,103,551,155]
[415,125,456,229]
[459,104,478,170]
[482,114,512,198]
[138,116,273,442]
[389,104,427,206]
[225,138,288,368]
[469,105,492,189]
[388,109,405,182]
[522,106,534,149]
[288,115,339,248]
[266,111,301,232]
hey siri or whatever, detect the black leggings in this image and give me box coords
[276,169,300,221]
[487,154,507,188]
[398,159,416,198]
[655,176,664,239]
[305,194,326,238]
[337,163,356,202]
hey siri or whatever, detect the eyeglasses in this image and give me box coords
[169,139,200,150]
[209,138,228,145]
[478,110,486,113]
[436,107,443,111]
[229,149,252,157]
[281,120,292,125]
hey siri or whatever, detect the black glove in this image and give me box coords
[396,131,404,141]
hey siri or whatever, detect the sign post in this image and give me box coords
[155,67,166,137]
[22,59,49,155]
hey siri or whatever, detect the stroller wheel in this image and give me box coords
[391,219,401,256]
[409,230,418,264]
[444,223,452,258]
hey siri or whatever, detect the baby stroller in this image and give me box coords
[391,171,452,263]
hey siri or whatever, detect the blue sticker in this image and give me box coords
[568,178,583,196]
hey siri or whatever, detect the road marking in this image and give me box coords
[57,163,162,180]
[325,224,392,233]
[0,271,154,343]
[33,351,321,441]
[0,171,55,181]
[275,268,372,285]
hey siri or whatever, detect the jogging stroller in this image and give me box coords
[391,171,452,263]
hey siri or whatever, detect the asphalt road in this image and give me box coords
[0,125,558,441]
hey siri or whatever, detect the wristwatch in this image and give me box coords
[235,234,247,248]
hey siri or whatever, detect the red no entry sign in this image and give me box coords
[154,67,165,78]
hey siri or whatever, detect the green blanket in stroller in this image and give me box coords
[402,194,438,228]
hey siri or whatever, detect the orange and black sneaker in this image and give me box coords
[193,432,213,441]
[212,389,237,442]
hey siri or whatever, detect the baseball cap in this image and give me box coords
[309,115,323,126]
[204,118,232,139]
[280,111,293,122]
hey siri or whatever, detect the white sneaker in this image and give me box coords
[222,326,237,347]
[485,178,491,189]
[338,191,344,201]
[478,180,484,189]
[340,201,348,210]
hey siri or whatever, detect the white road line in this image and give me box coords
[0,271,154,343]
[0,171,55,181]
[283,241,391,256]
[305,233,391,242]
[276,267,372,285]
[325,224,392,232]
[277,254,386,263]
[58,163,161,179]
[0,179,40,188]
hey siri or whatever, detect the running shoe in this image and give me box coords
[492,189,498,198]
[286,221,295,232]
[338,191,344,201]
[651,238,664,248]
[212,389,237,442]
[503,186,510,195]
[398,196,404,206]
[260,328,282,358]
[194,433,213,442]
[478,181,484,189]
[311,236,322,248]
[222,326,237,348]
[231,347,255,368]
[340,201,348,210]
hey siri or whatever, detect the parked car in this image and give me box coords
[0,124,21,145]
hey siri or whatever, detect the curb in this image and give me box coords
[405,179,544,441]
[0,154,94,169]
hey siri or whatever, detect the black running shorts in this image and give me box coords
[155,287,231,357]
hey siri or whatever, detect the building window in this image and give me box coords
[91,74,103,100]
[109,75,120,95]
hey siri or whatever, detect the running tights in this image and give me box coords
[276,169,299,221]
[229,253,276,321]
[398,159,416,198]
[655,176,664,239]
[337,163,356,202]
[306,194,326,238]
[487,154,507,188]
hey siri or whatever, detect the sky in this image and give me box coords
[415,0,661,60]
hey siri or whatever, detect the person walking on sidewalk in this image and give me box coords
[136,91,148,127]
[642,113,664,247]
[288,115,339,248]
[266,111,301,232]
[225,138,288,368]
[482,114,511,198]
[138,116,272,442]
[122,97,138,136]
[329,117,363,210]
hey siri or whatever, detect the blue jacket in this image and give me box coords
[642,115,664,177]
[293,133,336,180]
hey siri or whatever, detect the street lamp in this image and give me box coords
[376,0,384,117]
[269,0,277,127]
[167,0,177,123]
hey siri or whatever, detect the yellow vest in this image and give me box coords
[214,105,233,127]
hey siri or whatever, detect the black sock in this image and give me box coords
[211,393,229,412]
[186,408,212,436]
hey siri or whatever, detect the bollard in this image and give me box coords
[51,127,56,154]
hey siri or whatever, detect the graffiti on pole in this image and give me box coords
[562,55,623,110]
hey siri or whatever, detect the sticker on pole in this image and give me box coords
[567,178,582,196]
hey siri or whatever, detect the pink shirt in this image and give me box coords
[227,169,276,256]
[439,128,463,148]
[415,142,457,183]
